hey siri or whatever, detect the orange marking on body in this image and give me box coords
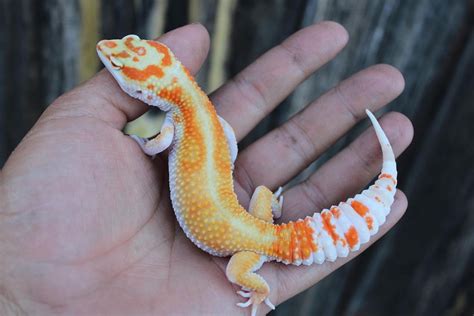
[330,207,341,219]
[380,173,397,185]
[112,51,130,58]
[183,66,195,81]
[288,224,296,262]
[351,200,369,217]
[321,212,339,245]
[365,216,374,230]
[158,86,184,107]
[147,40,172,66]
[386,185,392,192]
[147,84,154,90]
[345,226,359,248]
[302,247,311,259]
[304,217,318,252]
[122,65,164,81]
[160,87,206,173]
[271,220,316,262]
[133,56,139,62]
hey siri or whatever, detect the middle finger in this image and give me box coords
[233,64,405,194]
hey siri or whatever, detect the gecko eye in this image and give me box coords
[109,56,123,69]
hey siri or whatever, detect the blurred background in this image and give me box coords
[1,0,473,315]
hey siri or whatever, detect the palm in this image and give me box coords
[0,23,412,315]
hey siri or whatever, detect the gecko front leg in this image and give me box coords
[129,112,174,156]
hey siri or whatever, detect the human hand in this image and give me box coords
[0,22,413,315]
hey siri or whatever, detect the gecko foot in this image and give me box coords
[271,187,284,219]
[236,290,275,316]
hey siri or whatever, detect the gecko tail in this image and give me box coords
[306,109,397,264]
[273,110,397,266]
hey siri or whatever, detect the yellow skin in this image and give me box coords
[97,35,398,315]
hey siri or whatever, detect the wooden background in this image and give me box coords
[1,0,473,315]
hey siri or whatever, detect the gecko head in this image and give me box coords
[96,34,174,111]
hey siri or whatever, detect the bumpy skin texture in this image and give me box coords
[97,35,397,315]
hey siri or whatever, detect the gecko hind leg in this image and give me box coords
[226,185,282,315]
[226,251,275,316]
[248,185,284,221]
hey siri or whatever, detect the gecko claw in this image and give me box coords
[271,187,284,219]
[274,186,283,199]
[236,290,274,316]
[237,290,252,298]
[236,298,252,308]
[264,297,276,310]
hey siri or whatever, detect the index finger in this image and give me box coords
[211,21,348,140]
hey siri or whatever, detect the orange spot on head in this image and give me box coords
[137,47,146,56]
[112,51,130,58]
[125,37,147,56]
[122,65,164,81]
[147,41,172,66]
[104,41,117,48]
[351,200,369,217]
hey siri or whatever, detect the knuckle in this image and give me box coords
[280,119,316,166]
